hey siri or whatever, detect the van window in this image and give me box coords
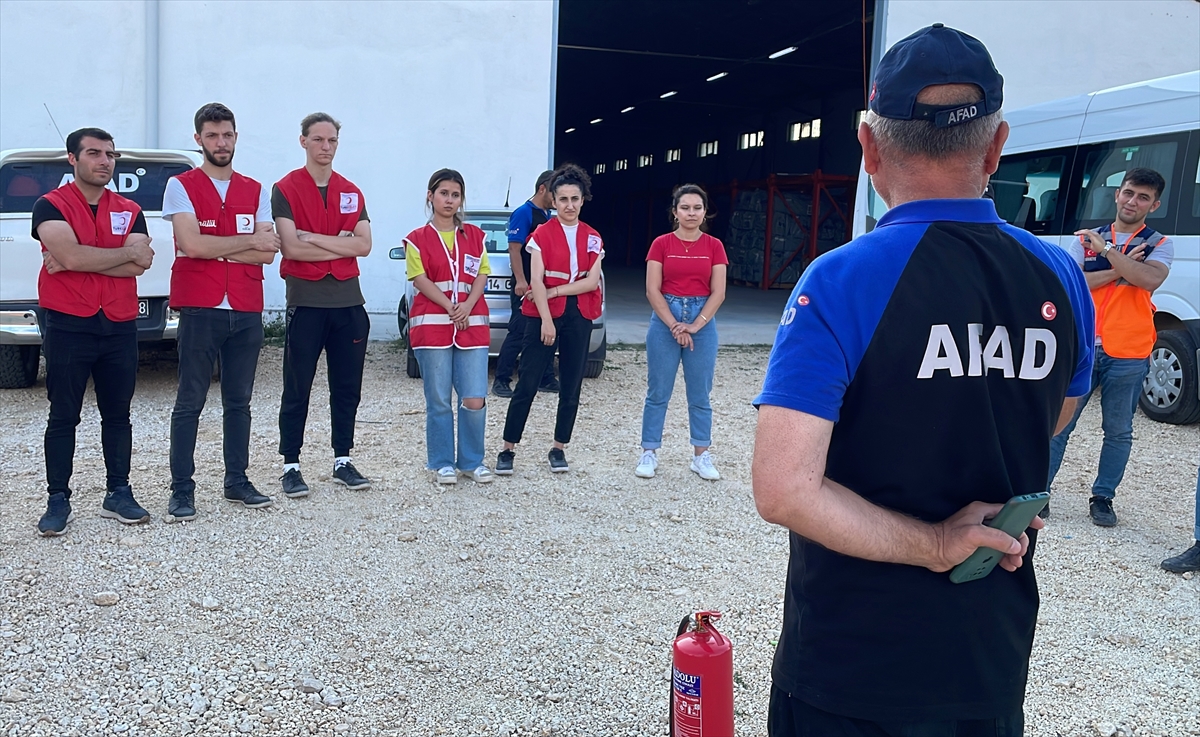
[992,153,1066,232]
[1075,138,1179,224]
[1192,153,1200,218]
[0,159,191,214]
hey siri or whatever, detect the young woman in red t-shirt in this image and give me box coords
[636,184,728,480]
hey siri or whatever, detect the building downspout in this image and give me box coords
[547,0,559,168]
[145,0,159,148]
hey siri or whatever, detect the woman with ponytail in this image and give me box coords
[403,169,494,484]
[636,184,727,481]
[497,163,603,474]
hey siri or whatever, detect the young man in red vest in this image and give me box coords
[1047,168,1174,527]
[272,112,372,497]
[162,103,280,521]
[34,128,155,535]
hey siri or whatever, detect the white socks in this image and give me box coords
[283,463,300,473]
[334,456,351,469]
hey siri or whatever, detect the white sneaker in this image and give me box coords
[436,466,458,485]
[467,466,495,484]
[635,450,658,479]
[689,451,720,481]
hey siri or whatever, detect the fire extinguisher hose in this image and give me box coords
[668,614,691,735]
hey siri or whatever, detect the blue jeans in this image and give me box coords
[640,295,718,449]
[1193,457,1200,540]
[414,347,489,471]
[1047,347,1149,500]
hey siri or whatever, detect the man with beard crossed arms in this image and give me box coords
[163,103,280,521]
[753,25,1095,735]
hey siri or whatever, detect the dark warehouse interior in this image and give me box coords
[553,0,876,287]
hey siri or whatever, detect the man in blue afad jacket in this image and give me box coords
[753,24,1095,736]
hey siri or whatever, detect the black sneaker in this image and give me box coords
[492,379,514,398]
[100,486,150,525]
[538,378,561,394]
[496,450,515,476]
[167,488,197,522]
[38,492,73,537]
[333,461,371,490]
[1038,498,1051,520]
[224,481,273,509]
[1161,542,1200,573]
[280,468,310,498]
[1089,496,1117,527]
[548,448,569,473]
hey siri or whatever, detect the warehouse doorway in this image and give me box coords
[554,0,875,304]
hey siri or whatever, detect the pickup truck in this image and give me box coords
[0,147,201,388]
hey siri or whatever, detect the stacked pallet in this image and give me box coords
[723,187,850,288]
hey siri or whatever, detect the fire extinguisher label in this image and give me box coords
[672,668,703,736]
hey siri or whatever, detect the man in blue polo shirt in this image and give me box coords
[753,25,1095,735]
[493,171,558,397]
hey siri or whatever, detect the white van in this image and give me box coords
[853,71,1200,425]
[0,148,200,388]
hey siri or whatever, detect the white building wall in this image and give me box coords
[0,0,556,338]
[883,0,1200,111]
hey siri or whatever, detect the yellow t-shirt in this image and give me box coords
[406,228,491,281]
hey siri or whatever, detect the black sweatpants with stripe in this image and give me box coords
[278,305,370,462]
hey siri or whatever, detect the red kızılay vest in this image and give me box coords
[37,182,140,321]
[275,167,363,281]
[521,218,603,320]
[169,168,266,312]
[1086,222,1167,359]
[404,223,490,349]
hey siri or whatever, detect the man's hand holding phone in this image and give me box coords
[926,498,1045,575]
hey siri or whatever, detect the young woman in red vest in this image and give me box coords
[498,164,603,474]
[273,112,373,498]
[403,169,494,484]
[33,128,156,535]
[636,184,727,481]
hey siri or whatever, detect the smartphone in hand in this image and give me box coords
[949,492,1049,584]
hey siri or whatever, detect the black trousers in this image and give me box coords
[279,305,369,461]
[43,325,137,496]
[767,686,1024,737]
[494,291,556,385]
[169,307,264,492]
[502,297,591,445]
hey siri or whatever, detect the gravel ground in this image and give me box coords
[0,344,1197,737]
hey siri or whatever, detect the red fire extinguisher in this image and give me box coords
[670,610,734,737]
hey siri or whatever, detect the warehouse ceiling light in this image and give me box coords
[621,106,635,113]
[564,127,576,133]
[659,90,677,98]
[768,46,797,59]
[590,118,603,124]
[706,72,728,82]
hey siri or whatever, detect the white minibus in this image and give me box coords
[853,71,1200,425]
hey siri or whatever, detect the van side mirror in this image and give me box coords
[389,246,405,260]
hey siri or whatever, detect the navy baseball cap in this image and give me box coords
[868,24,1003,128]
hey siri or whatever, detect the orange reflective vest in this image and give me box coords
[404,223,490,349]
[1084,223,1166,359]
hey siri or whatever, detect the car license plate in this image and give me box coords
[487,277,512,293]
[137,299,150,319]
